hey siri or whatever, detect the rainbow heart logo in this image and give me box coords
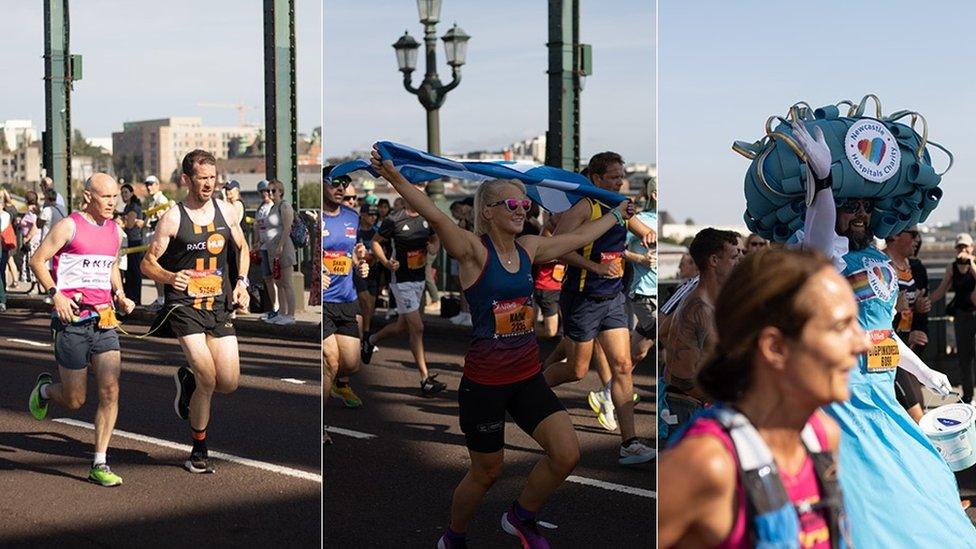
[857,137,887,165]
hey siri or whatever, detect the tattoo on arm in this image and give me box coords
[668,296,716,383]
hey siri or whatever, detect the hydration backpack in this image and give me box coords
[670,404,849,549]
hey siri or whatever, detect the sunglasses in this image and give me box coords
[487,198,531,212]
[343,195,357,202]
[329,179,352,189]
[840,199,874,214]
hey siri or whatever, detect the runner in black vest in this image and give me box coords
[142,149,251,474]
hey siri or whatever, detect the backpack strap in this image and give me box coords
[799,422,848,549]
[710,407,801,548]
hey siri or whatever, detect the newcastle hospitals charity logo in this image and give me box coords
[845,119,900,183]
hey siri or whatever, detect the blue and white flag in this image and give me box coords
[328,141,627,213]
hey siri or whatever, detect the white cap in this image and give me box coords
[144,175,159,184]
[957,233,974,247]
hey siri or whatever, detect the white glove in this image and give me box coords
[916,367,953,398]
[791,122,831,180]
[896,334,952,397]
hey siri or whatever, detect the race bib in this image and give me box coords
[493,296,535,337]
[866,329,900,372]
[95,303,119,330]
[407,249,427,270]
[323,251,352,275]
[600,252,623,278]
[552,263,566,282]
[187,269,223,298]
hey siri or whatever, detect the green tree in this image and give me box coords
[298,182,319,210]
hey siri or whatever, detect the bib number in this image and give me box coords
[407,249,427,270]
[552,263,566,283]
[493,297,535,337]
[95,303,119,330]
[600,252,623,278]
[867,329,900,372]
[323,251,352,275]
[187,269,223,298]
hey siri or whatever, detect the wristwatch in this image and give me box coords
[46,287,57,298]
[237,276,250,288]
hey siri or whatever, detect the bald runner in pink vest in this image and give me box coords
[27,173,136,487]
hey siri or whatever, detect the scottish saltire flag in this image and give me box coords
[328,141,627,213]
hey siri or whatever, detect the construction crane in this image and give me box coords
[196,101,258,127]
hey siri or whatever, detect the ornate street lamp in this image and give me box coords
[392,2,470,200]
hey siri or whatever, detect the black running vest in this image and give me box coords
[161,199,233,311]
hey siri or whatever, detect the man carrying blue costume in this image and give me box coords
[792,121,976,546]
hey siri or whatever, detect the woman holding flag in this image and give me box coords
[369,145,634,549]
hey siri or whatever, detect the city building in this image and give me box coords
[0,120,38,152]
[112,117,260,183]
[0,142,42,187]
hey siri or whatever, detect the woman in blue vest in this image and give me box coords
[661,248,865,548]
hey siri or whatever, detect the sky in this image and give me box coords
[659,0,976,225]
[2,1,321,139]
[323,0,655,164]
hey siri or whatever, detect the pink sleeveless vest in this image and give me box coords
[52,212,120,315]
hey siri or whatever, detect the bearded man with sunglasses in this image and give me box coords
[322,168,370,435]
[542,151,657,466]
[793,123,974,546]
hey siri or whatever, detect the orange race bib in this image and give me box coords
[866,329,900,372]
[493,297,535,337]
[95,303,119,330]
[552,263,566,282]
[600,252,624,278]
[407,249,428,270]
[323,250,353,275]
[187,269,223,298]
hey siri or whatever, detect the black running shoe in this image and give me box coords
[361,337,376,365]
[174,366,196,420]
[184,450,215,474]
[421,374,447,397]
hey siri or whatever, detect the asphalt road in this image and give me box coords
[324,322,656,548]
[0,309,322,548]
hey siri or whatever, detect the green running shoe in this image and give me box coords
[88,463,123,487]
[29,373,53,420]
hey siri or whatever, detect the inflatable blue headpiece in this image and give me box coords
[734,94,953,241]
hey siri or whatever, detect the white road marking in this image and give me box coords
[324,426,377,439]
[53,418,321,483]
[566,475,656,498]
[7,338,50,347]
[280,378,307,385]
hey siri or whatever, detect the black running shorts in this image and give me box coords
[534,289,560,318]
[324,300,360,339]
[894,361,923,411]
[458,372,565,453]
[168,305,236,338]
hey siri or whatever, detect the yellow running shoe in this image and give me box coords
[331,384,363,408]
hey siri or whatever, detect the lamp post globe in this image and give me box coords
[392,31,420,73]
[416,0,442,24]
[441,23,470,67]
